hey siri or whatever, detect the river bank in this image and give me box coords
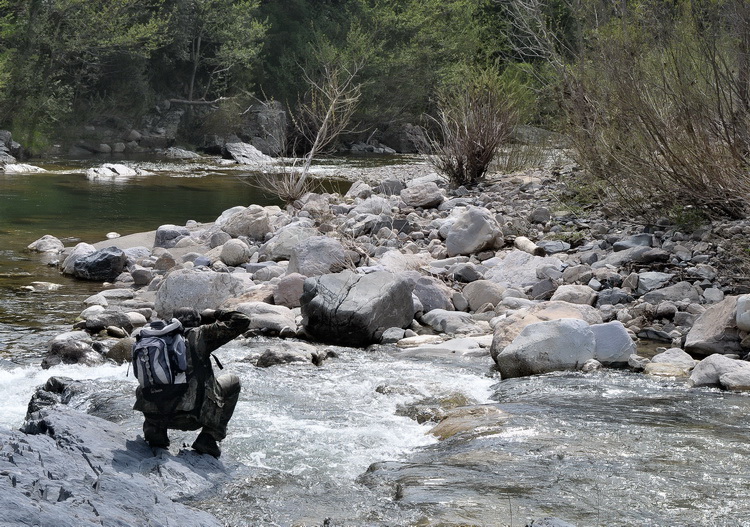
[5,151,750,525]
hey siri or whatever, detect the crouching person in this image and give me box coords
[133,307,251,458]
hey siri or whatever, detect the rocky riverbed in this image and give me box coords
[8,150,750,525]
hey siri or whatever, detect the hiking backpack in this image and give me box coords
[132,318,189,402]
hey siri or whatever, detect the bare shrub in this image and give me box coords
[425,66,520,188]
[256,61,361,206]
[509,0,750,220]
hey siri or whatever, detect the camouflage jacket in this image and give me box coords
[133,310,251,417]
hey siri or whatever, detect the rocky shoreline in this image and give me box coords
[9,152,750,525]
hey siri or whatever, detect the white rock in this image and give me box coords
[27,235,64,253]
[2,163,47,174]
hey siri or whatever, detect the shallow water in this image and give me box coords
[2,156,750,526]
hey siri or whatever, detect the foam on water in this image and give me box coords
[0,362,133,428]
[225,349,497,482]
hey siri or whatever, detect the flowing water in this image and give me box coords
[2,156,750,526]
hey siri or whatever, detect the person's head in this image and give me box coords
[173,307,201,328]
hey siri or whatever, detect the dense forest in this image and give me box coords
[1,0,750,221]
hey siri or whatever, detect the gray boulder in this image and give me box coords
[689,353,750,388]
[221,205,272,241]
[613,233,653,251]
[255,341,325,367]
[83,310,134,334]
[648,348,698,373]
[288,236,347,277]
[274,272,306,308]
[420,309,487,335]
[259,220,318,261]
[445,207,501,257]
[495,318,596,379]
[413,276,455,313]
[485,250,564,289]
[735,294,750,331]
[0,404,223,527]
[400,182,444,208]
[60,242,97,275]
[641,281,702,304]
[636,271,674,294]
[684,296,741,357]
[72,246,128,281]
[224,141,274,164]
[154,224,190,249]
[550,284,597,305]
[719,368,750,392]
[220,238,252,266]
[235,301,296,334]
[594,246,669,268]
[154,268,255,318]
[462,280,506,311]
[300,270,415,347]
[27,234,64,253]
[42,338,104,369]
[590,321,636,365]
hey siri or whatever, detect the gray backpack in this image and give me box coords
[132,319,188,403]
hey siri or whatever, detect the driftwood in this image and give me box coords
[514,236,546,256]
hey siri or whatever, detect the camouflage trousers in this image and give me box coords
[143,373,241,441]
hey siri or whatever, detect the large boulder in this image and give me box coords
[640,281,702,304]
[689,353,750,388]
[494,318,596,379]
[274,272,306,308]
[27,235,64,253]
[590,321,636,365]
[735,294,750,331]
[85,163,140,180]
[60,242,97,275]
[154,268,255,318]
[420,309,487,335]
[1,403,223,527]
[300,270,415,347]
[646,348,698,376]
[445,207,502,257]
[684,296,741,357]
[485,250,564,289]
[224,141,274,164]
[221,205,272,241]
[154,224,191,249]
[550,284,598,305]
[234,301,296,334]
[72,246,128,281]
[462,280,506,312]
[413,276,455,313]
[42,337,104,369]
[83,310,135,334]
[490,300,602,360]
[220,238,252,266]
[288,236,347,277]
[400,182,444,208]
[259,220,318,261]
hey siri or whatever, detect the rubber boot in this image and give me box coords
[192,431,221,458]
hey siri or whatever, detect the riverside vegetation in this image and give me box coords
[5,141,750,524]
[4,1,750,525]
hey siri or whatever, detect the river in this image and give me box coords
[1,155,750,526]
